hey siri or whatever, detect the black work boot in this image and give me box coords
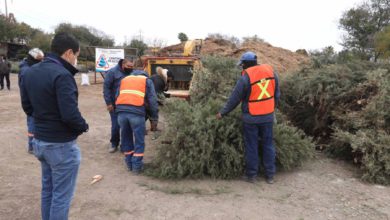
[108,145,118,153]
[265,176,274,184]
[241,175,256,183]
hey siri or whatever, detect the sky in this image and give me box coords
[1,0,365,52]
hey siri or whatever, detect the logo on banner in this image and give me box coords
[96,54,109,70]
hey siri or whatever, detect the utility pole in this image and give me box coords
[4,0,8,19]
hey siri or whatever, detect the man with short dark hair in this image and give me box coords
[217,51,280,184]
[103,58,134,153]
[21,32,89,220]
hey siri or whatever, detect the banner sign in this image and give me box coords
[95,48,124,72]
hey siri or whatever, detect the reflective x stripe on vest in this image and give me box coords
[256,78,271,100]
[116,75,147,107]
[245,64,276,116]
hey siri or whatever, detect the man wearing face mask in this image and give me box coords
[103,58,134,153]
[20,33,89,220]
[216,51,280,184]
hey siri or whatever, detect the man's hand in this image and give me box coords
[216,112,222,120]
[150,120,158,131]
[107,104,114,112]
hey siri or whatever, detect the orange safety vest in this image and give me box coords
[116,75,147,107]
[244,64,276,116]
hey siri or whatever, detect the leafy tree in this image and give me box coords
[178,32,188,42]
[0,15,16,42]
[374,25,390,58]
[310,46,337,68]
[55,23,114,60]
[29,30,52,52]
[55,23,114,47]
[15,22,32,43]
[129,39,148,58]
[296,49,308,56]
[339,0,390,61]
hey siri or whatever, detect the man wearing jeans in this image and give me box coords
[21,33,89,220]
[216,51,280,184]
[103,58,134,153]
[115,70,158,173]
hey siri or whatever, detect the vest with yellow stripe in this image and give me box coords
[244,64,276,116]
[116,75,147,107]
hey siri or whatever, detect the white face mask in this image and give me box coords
[74,58,78,67]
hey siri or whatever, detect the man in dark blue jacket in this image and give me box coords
[115,70,158,174]
[18,48,44,154]
[103,58,134,153]
[21,33,89,220]
[217,51,280,184]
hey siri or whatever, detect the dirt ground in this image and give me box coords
[1,74,389,220]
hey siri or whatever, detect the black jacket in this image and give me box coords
[0,59,11,75]
[21,53,88,142]
[150,74,167,94]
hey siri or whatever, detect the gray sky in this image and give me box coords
[2,0,364,51]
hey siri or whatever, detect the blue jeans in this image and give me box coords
[243,122,276,178]
[117,112,145,171]
[109,111,120,148]
[27,116,34,151]
[32,139,81,220]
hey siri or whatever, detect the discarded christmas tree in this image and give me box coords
[281,61,390,185]
[146,56,315,179]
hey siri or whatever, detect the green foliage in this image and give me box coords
[0,14,115,59]
[146,100,245,179]
[274,111,315,170]
[9,61,19,73]
[339,0,390,61]
[129,39,148,58]
[310,46,337,68]
[55,23,114,60]
[29,30,52,52]
[295,49,308,56]
[0,14,51,53]
[146,56,314,179]
[333,130,390,185]
[0,15,19,42]
[282,63,390,184]
[207,33,241,48]
[177,32,188,42]
[55,23,114,47]
[242,35,265,44]
[374,25,390,58]
[280,61,376,141]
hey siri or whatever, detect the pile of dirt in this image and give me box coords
[160,37,310,73]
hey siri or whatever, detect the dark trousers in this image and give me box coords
[109,111,120,147]
[118,112,146,171]
[0,73,10,89]
[243,122,276,178]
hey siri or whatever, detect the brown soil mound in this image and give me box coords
[160,38,310,73]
